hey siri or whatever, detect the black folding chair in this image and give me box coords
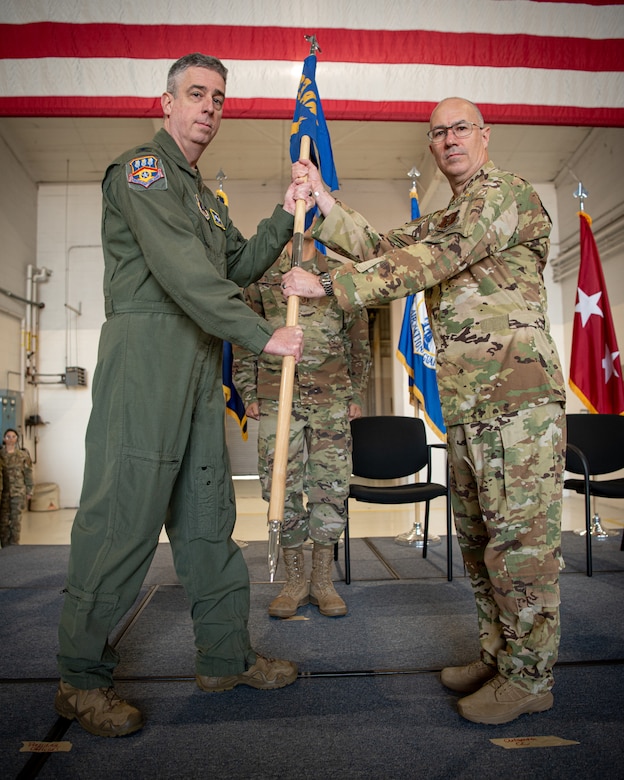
[564,413,624,576]
[339,415,452,583]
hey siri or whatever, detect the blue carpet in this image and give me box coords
[0,535,622,779]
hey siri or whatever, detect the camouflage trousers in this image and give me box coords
[447,402,565,693]
[0,494,26,546]
[258,399,351,548]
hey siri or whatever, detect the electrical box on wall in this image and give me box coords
[0,390,22,431]
[64,367,87,387]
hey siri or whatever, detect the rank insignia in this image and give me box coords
[127,156,166,188]
[437,211,459,231]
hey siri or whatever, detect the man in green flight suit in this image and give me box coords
[283,97,566,726]
[55,53,312,738]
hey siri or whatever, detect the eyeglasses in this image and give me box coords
[427,121,484,144]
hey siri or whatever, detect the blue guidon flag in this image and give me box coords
[127,156,165,188]
[290,53,338,235]
[290,54,339,194]
[396,190,446,440]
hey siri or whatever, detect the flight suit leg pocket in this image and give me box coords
[191,462,236,542]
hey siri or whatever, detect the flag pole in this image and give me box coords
[570,180,617,541]
[267,36,319,581]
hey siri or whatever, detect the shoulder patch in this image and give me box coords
[127,156,167,189]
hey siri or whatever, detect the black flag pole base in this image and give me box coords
[574,513,617,540]
[394,521,441,548]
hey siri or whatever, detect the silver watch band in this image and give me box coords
[319,272,334,296]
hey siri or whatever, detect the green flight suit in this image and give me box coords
[57,128,295,688]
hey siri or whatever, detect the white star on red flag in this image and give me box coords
[569,211,624,415]
[575,288,603,327]
[602,347,621,384]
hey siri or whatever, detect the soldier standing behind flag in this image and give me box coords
[283,97,566,726]
[233,226,370,618]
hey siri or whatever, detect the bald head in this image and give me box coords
[428,97,490,196]
[430,97,484,128]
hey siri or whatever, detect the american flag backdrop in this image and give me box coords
[0,0,623,126]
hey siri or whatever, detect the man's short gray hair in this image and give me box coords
[166,53,228,95]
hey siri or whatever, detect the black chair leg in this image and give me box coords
[584,489,593,577]
[422,503,430,560]
[343,517,351,585]
[445,488,453,582]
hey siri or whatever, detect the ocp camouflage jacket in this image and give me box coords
[0,447,34,499]
[312,161,565,426]
[233,249,370,408]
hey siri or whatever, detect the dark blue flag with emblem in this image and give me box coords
[396,189,446,440]
[215,183,248,440]
[290,53,338,235]
[222,340,248,441]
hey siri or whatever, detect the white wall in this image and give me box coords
[0,134,37,404]
[31,184,104,505]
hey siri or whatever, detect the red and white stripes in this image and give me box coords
[0,0,623,125]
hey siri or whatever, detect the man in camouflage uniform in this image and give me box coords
[282,97,566,725]
[233,228,370,617]
[0,428,34,546]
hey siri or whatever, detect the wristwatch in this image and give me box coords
[319,272,334,297]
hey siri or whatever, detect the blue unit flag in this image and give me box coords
[290,54,339,192]
[222,340,248,441]
[396,189,446,439]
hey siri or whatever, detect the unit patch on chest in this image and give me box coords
[127,156,167,189]
[195,194,226,230]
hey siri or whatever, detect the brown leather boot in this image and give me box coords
[196,655,298,692]
[310,543,347,617]
[268,546,309,618]
[54,680,144,737]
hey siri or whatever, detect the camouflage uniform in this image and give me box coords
[311,161,566,693]
[0,445,34,546]
[233,248,370,547]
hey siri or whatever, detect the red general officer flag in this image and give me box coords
[569,211,624,415]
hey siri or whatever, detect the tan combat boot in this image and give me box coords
[457,674,554,724]
[196,655,298,692]
[310,542,347,617]
[268,546,309,618]
[441,659,497,693]
[54,680,144,737]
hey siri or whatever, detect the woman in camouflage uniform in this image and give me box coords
[0,428,33,546]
